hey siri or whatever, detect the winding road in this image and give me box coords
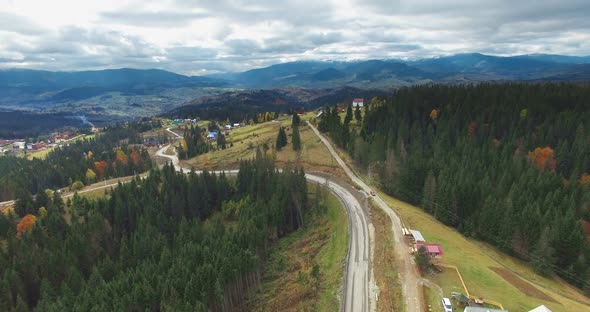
[155,144,374,312]
[307,121,424,312]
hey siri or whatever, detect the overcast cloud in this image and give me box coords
[1,0,589,75]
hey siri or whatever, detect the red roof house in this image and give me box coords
[416,243,444,257]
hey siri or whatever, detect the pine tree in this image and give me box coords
[344,104,353,125]
[292,125,301,151]
[275,127,288,150]
[354,106,362,124]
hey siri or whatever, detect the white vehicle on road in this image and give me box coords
[442,297,453,312]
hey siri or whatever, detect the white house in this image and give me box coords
[13,141,25,149]
[352,98,364,108]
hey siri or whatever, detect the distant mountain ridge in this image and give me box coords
[1,53,589,120]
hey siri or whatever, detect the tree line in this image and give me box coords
[320,83,590,293]
[0,150,311,311]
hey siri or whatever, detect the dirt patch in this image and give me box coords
[490,267,558,304]
[371,203,403,311]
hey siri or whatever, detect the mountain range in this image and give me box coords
[1,53,589,119]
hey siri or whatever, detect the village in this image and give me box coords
[0,130,87,157]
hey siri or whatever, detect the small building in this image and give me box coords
[337,106,345,113]
[144,138,159,147]
[416,243,444,257]
[529,305,552,312]
[352,98,364,108]
[224,124,232,130]
[233,123,240,128]
[295,108,305,115]
[207,131,218,140]
[13,141,25,149]
[464,307,508,312]
[409,230,426,243]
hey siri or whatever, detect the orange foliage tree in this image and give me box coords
[430,109,439,121]
[528,146,556,171]
[94,160,108,180]
[16,214,36,237]
[115,149,128,166]
[130,149,141,166]
[580,173,590,185]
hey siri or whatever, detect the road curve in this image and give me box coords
[307,121,424,312]
[155,144,372,312]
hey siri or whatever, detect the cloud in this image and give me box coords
[1,0,589,74]
[0,12,45,35]
[100,10,206,27]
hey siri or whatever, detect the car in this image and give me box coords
[370,190,376,196]
[442,297,453,312]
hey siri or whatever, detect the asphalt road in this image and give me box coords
[155,144,373,312]
[307,121,424,312]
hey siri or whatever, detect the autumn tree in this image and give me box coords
[86,169,97,183]
[94,161,108,181]
[529,146,556,171]
[16,214,36,237]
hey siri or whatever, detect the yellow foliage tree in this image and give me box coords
[86,168,97,183]
[181,139,188,151]
[87,150,93,158]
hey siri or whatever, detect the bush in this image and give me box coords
[71,181,85,191]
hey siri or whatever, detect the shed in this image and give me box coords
[207,131,218,140]
[529,305,552,312]
[416,243,444,256]
[352,98,364,108]
[410,230,426,243]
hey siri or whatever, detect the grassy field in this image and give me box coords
[379,193,590,312]
[248,184,348,311]
[182,113,342,175]
[313,124,590,312]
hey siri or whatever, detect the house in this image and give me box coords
[144,138,159,147]
[352,98,364,108]
[416,243,444,257]
[409,230,426,243]
[13,141,25,149]
[295,108,305,115]
[207,131,218,140]
[528,305,552,312]
[224,124,232,130]
[337,106,345,113]
[26,143,34,150]
[233,123,240,128]
[464,307,508,312]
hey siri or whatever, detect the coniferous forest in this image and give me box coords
[0,152,309,311]
[320,83,590,292]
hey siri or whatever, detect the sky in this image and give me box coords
[1,0,589,75]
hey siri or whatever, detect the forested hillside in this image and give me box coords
[0,153,309,311]
[320,83,590,292]
[0,120,159,202]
